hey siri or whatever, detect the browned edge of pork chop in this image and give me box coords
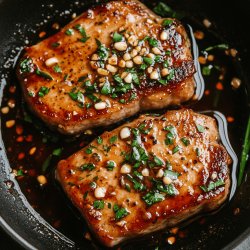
[17,0,196,135]
[56,109,231,247]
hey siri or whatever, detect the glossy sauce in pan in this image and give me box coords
[0,1,249,249]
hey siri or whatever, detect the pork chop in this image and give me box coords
[56,109,231,247]
[17,0,196,135]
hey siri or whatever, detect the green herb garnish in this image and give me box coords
[202,65,213,76]
[142,191,164,206]
[113,32,123,42]
[200,179,225,192]
[97,136,103,144]
[196,123,205,133]
[162,19,174,26]
[52,148,62,156]
[154,156,164,166]
[181,137,190,146]
[53,64,62,73]
[113,204,129,220]
[93,200,104,209]
[205,44,229,52]
[80,163,95,171]
[65,29,74,36]
[109,135,118,144]
[36,69,53,80]
[172,145,180,154]
[20,58,33,73]
[238,115,250,185]
[106,160,116,171]
[38,86,50,97]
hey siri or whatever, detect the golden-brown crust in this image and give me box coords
[56,109,231,247]
[17,0,195,135]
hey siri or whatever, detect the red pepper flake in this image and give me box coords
[227,116,235,123]
[233,207,240,215]
[204,89,210,96]
[79,142,85,147]
[18,152,25,160]
[25,134,33,142]
[216,82,224,90]
[169,227,179,234]
[9,85,16,93]
[16,136,24,142]
[178,230,188,238]
[28,169,37,177]
[39,31,46,38]
[16,125,24,135]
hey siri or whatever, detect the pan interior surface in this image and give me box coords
[0,0,250,249]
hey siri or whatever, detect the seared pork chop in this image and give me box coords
[17,0,196,135]
[56,109,231,247]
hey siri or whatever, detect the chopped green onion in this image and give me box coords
[238,115,250,185]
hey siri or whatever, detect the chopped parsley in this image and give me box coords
[113,32,123,42]
[162,19,174,26]
[181,137,190,146]
[38,86,50,97]
[164,170,180,180]
[147,37,159,47]
[65,29,74,36]
[53,64,62,73]
[200,179,225,192]
[80,163,95,171]
[172,145,181,154]
[196,123,205,133]
[109,135,118,144]
[68,89,85,105]
[113,204,129,220]
[93,200,104,210]
[85,147,93,154]
[101,80,111,95]
[20,58,34,73]
[142,191,164,206]
[52,148,62,156]
[154,156,164,166]
[202,65,213,76]
[97,136,103,144]
[16,169,24,177]
[74,24,89,43]
[106,160,116,171]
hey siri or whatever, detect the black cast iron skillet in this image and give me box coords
[0,0,250,249]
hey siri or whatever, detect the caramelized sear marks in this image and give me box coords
[17,0,195,135]
[56,109,231,247]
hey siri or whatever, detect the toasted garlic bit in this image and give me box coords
[161,68,169,77]
[121,72,128,79]
[128,35,138,46]
[130,49,138,57]
[116,220,127,227]
[147,67,153,74]
[163,176,172,185]
[231,77,241,89]
[29,147,37,155]
[125,60,133,68]
[114,41,127,51]
[37,175,47,185]
[90,61,98,69]
[150,70,159,80]
[91,54,99,61]
[6,120,15,128]
[120,164,132,174]
[140,47,147,56]
[152,47,161,55]
[45,57,59,67]
[120,127,131,139]
[8,99,15,108]
[141,168,149,177]
[156,169,164,178]
[135,45,142,52]
[94,187,106,198]
[94,102,107,110]
[203,18,212,28]
[106,64,117,73]
[1,106,9,114]
[211,172,218,180]
[123,53,131,61]
[147,53,155,59]
[118,59,126,68]
[167,236,176,245]
[230,48,238,57]
[160,31,168,41]
[108,54,118,65]
[124,73,133,83]
[133,55,143,65]
[97,68,109,76]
